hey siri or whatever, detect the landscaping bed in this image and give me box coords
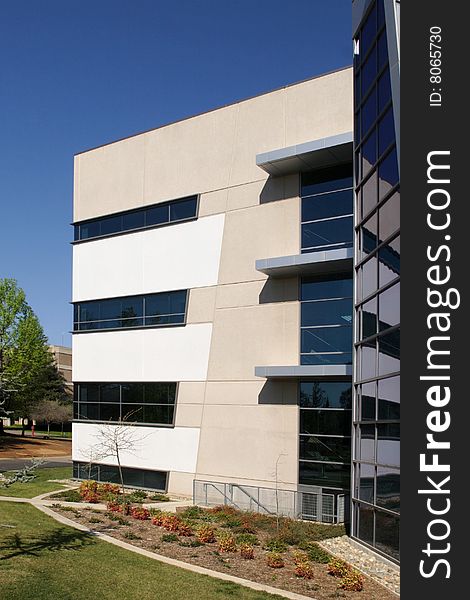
[51,483,397,600]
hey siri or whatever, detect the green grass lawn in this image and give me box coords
[0,466,72,498]
[0,502,279,600]
[4,427,72,438]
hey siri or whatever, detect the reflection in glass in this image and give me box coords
[377,423,400,466]
[301,299,352,328]
[300,436,351,463]
[359,424,375,462]
[301,217,353,251]
[359,463,375,503]
[300,410,352,436]
[375,510,399,559]
[377,467,400,512]
[300,382,352,409]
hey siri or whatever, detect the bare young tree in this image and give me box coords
[88,416,142,495]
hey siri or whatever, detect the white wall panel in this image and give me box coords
[73,324,212,382]
[73,213,225,302]
[73,422,200,473]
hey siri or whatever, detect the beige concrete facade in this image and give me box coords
[73,67,353,495]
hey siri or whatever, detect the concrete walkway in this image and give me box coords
[0,491,315,600]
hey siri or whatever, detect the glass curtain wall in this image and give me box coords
[352,0,400,561]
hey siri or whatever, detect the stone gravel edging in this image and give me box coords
[318,536,400,596]
[20,497,316,600]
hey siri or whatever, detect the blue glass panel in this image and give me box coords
[146,204,168,226]
[301,298,352,327]
[301,326,352,354]
[361,3,377,58]
[377,28,388,68]
[79,221,100,240]
[100,215,122,235]
[301,353,352,366]
[378,108,394,156]
[301,164,353,197]
[361,88,377,136]
[170,197,197,221]
[361,46,377,95]
[378,67,391,111]
[379,148,399,197]
[362,129,377,178]
[302,190,353,223]
[122,210,145,231]
[301,217,353,251]
[301,275,353,301]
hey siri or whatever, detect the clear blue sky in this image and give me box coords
[0,0,351,346]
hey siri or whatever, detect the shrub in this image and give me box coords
[293,550,310,564]
[339,570,364,592]
[162,533,178,543]
[50,489,82,502]
[179,539,203,548]
[151,511,166,526]
[239,543,254,559]
[79,480,100,503]
[266,552,284,568]
[180,505,207,520]
[98,483,121,501]
[302,541,332,564]
[127,490,148,503]
[220,517,242,529]
[234,516,257,534]
[161,514,182,532]
[177,522,193,537]
[277,519,307,546]
[197,525,217,544]
[294,560,314,579]
[123,531,141,540]
[107,500,122,513]
[149,493,170,502]
[265,538,288,553]
[217,532,237,553]
[236,533,259,546]
[88,517,103,524]
[328,559,351,578]
[130,506,150,520]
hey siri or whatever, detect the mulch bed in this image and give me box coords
[52,505,397,600]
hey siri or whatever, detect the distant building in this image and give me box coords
[49,345,73,398]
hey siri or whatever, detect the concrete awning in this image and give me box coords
[255,247,353,278]
[254,365,352,379]
[256,132,353,176]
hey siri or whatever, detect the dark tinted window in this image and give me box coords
[302,217,353,251]
[74,382,177,426]
[300,382,352,409]
[300,410,352,436]
[74,195,198,241]
[302,190,353,222]
[301,164,353,196]
[74,291,187,332]
[300,436,351,463]
[301,275,353,301]
[299,462,350,488]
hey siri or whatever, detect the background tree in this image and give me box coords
[0,278,67,435]
[31,399,72,436]
[0,279,30,434]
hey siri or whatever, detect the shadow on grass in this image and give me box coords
[0,527,95,560]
